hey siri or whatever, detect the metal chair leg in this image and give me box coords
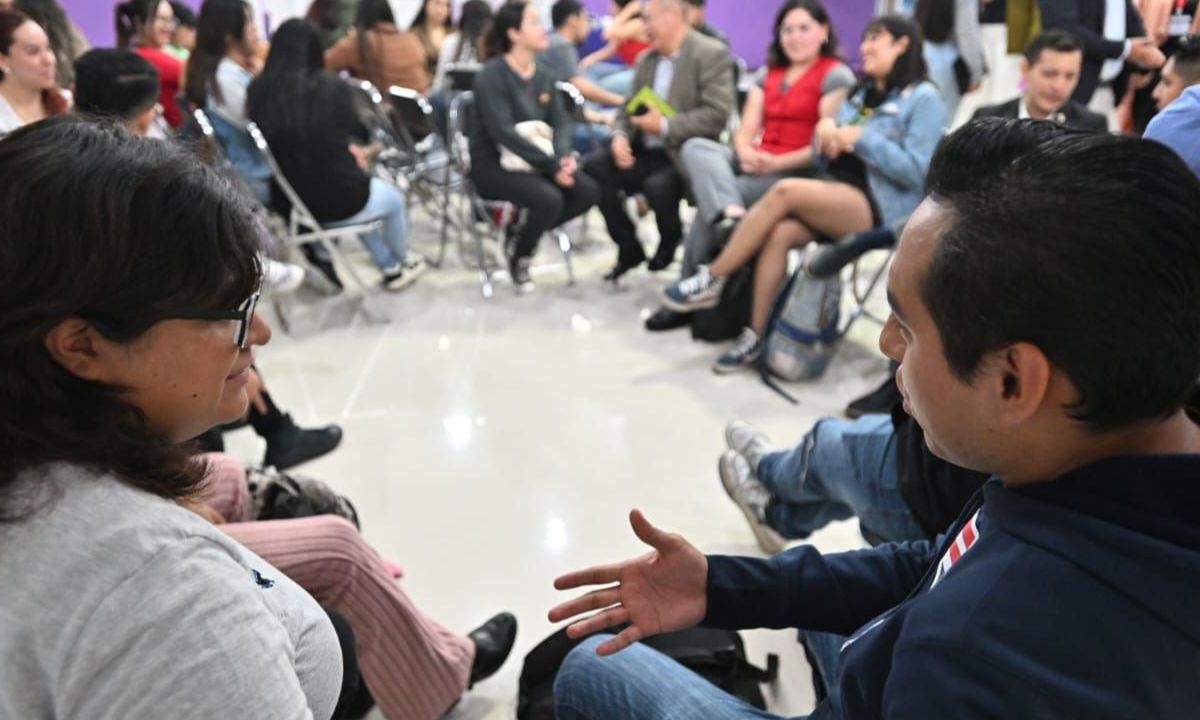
[555,229,576,286]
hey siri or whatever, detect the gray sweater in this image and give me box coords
[0,464,341,720]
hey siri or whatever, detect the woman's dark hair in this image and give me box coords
[923,122,1200,430]
[0,116,261,521]
[913,0,953,45]
[14,0,80,87]
[245,18,325,135]
[185,0,251,108]
[863,14,927,92]
[115,0,159,49]
[169,0,196,29]
[353,0,396,82]
[767,0,839,68]
[411,0,452,31]
[482,1,525,60]
[454,0,493,63]
[73,48,160,122]
[0,9,69,116]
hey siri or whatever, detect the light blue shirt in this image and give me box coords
[646,51,678,145]
[1145,85,1200,179]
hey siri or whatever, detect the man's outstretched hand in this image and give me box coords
[548,510,708,657]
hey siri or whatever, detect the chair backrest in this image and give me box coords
[387,86,435,144]
[556,81,587,123]
[447,90,475,173]
[443,63,479,94]
[190,107,229,169]
[245,121,322,230]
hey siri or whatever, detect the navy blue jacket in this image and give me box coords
[703,455,1200,718]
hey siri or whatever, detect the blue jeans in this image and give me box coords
[555,635,804,720]
[757,414,925,544]
[756,414,926,703]
[334,177,408,272]
[924,41,963,120]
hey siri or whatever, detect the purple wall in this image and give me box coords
[62,0,874,69]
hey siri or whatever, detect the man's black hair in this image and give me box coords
[1170,34,1200,85]
[73,48,161,122]
[1023,29,1082,66]
[921,119,1200,429]
[552,0,585,30]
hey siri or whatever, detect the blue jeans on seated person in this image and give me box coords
[755,413,927,707]
[334,177,409,272]
[555,635,803,720]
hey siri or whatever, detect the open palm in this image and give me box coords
[548,510,708,656]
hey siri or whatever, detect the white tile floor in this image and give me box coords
[228,211,892,718]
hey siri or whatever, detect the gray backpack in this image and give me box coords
[762,269,842,383]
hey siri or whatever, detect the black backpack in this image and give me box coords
[691,264,755,343]
[516,626,779,719]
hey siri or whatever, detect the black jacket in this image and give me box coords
[1038,0,1146,103]
[971,96,1110,132]
[704,455,1200,718]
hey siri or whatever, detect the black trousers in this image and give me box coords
[470,157,600,260]
[581,144,683,262]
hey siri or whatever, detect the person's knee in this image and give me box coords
[574,173,601,210]
[643,173,681,205]
[680,137,718,167]
[554,636,612,713]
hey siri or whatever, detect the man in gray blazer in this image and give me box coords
[582,0,733,282]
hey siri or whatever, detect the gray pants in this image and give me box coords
[679,137,814,276]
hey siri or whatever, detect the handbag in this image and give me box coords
[499,120,555,172]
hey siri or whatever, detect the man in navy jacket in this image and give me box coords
[548,118,1200,719]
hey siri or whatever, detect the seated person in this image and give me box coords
[549,119,1200,719]
[647,0,855,331]
[582,0,733,281]
[0,8,69,138]
[468,2,600,293]
[1146,82,1200,176]
[189,454,517,720]
[434,0,491,90]
[972,30,1108,131]
[185,0,272,204]
[72,51,345,474]
[580,0,650,98]
[1152,33,1200,111]
[0,116,339,718]
[247,19,426,293]
[410,0,452,81]
[684,0,728,46]
[540,0,626,152]
[661,15,945,373]
[325,0,431,96]
[116,0,186,128]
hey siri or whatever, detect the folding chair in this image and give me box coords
[445,91,577,297]
[806,226,896,337]
[245,121,388,324]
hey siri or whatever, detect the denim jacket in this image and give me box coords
[822,81,946,230]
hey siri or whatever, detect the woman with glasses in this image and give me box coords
[0,8,68,137]
[116,0,184,127]
[0,116,340,718]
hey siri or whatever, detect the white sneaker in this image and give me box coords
[403,252,428,277]
[719,451,788,555]
[381,264,420,292]
[660,265,726,313]
[725,420,777,474]
[263,257,305,295]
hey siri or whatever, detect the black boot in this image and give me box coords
[468,612,518,687]
[603,246,647,283]
[647,237,680,272]
[261,413,344,470]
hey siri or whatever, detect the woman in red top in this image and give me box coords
[657,0,853,318]
[116,0,184,128]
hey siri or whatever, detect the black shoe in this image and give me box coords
[603,248,647,283]
[301,244,344,291]
[262,414,344,470]
[468,612,517,687]
[845,373,901,419]
[647,238,680,272]
[644,306,691,332]
[713,215,740,252]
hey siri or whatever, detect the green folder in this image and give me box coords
[625,87,678,118]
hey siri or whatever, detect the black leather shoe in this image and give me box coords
[263,415,344,470]
[647,238,680,272]
[603,249,646,283]
[845,373,901,419]
[644,306,691,332]
[468,612,518,687]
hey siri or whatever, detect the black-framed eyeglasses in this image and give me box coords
[169,290,260,349]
